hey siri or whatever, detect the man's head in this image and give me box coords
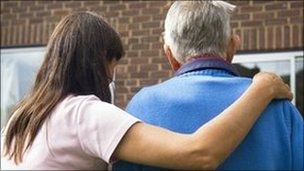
[163,1,241,71]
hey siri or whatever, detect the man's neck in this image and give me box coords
[186,53,228,63]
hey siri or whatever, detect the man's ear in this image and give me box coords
[163,44,181,71]
[226,35,241,63]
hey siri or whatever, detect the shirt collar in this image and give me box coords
[175,54,240,77]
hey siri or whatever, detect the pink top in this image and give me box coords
[1,95,140,170]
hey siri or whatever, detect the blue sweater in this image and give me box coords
[113,59,303,170]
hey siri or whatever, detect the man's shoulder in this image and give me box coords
[260,99,303,132]
[125,80,173,115]
[129,77,179,103]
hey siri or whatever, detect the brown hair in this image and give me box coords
[3,11,124,163]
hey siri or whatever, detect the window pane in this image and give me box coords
[296,57,303,116]
[0,48,44,128]
[233,60,291,85]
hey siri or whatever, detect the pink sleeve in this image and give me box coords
[76,96,140,163]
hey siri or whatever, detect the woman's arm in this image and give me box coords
[113,72,292,170]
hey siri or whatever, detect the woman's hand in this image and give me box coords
[253,72,293,100]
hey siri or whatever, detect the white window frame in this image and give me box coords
[1,47,46,55]
[233,51,304,105]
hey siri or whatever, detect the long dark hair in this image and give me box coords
[3,11,124,163]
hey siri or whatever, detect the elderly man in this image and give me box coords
[114,1,303,170]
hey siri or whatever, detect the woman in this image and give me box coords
[1,12,292,170]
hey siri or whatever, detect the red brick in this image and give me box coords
[292,25,299,47]
[130,57,149,64]
[88,6,107,12]
[83,1,100,6]
[128,23,140,30]
[152,57,167,63]
[150,71,170,78]
[141,50,159,57]
[139,64,159,71]
[3,1,18,8]
[127,66,138,72]
[36,11,52,18]
[121,10,139,16]
[266,27,274,49]
[140,79,158,86]
[129,2,147,9]
[131,30,150,37]
[116,87,129,94]
[265,2,288,11]
[53,9,70,16]
[152,28,163,35]
[118,17,130,24]
[126,51,139,58]
[284,26,291,48]
[253,12,275,20]
[141,36,160,43]
[148,1,167,7]
[64,1,82,8]
[47,3,63,10]
[241,21,263,27]
[142,21,160,29]
[275,27,282,49]
[142,8,160,15]
[258,27,266,49]
[131,43,149,50]
[240,6,263,13]
[2,13,17,20]
[11,19,26,25]
[161,63,171,70]
[128,38,139,44]
[103,11,119,18]
[243,29,250,49]
[277,10,300,18]
[290,1,304,9]
[126,79,138,86]
[250,29,257,49]
[130,72,148,78]
[12,6,27,13]
[231,13,250,21]
[133,16,151,23]
[230,1,250,6]
[290,17,304,24]
[152,43,163,49]
[18,12,34,19]
[230,21,238,28]
[265,18,287,26]
[130,87,142,94]
[109,4,126,11]
[152,14,166,21]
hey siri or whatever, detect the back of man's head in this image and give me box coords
[164,1,236,63]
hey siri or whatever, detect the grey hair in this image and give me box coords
[164,1,236,63]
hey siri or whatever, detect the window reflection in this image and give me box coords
[1,48,44,128]
[233,59,303,117]
[234,61,291,85]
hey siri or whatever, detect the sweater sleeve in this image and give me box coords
[284,101,304,170]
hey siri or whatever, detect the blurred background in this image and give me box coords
[1,0,303,128]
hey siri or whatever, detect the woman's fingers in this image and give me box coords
[252,72,293,101]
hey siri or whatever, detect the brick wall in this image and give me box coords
[1,0,303,108]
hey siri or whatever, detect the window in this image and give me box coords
[0,47,117,128]
[1,47,45,128]
[233,51,304,117]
